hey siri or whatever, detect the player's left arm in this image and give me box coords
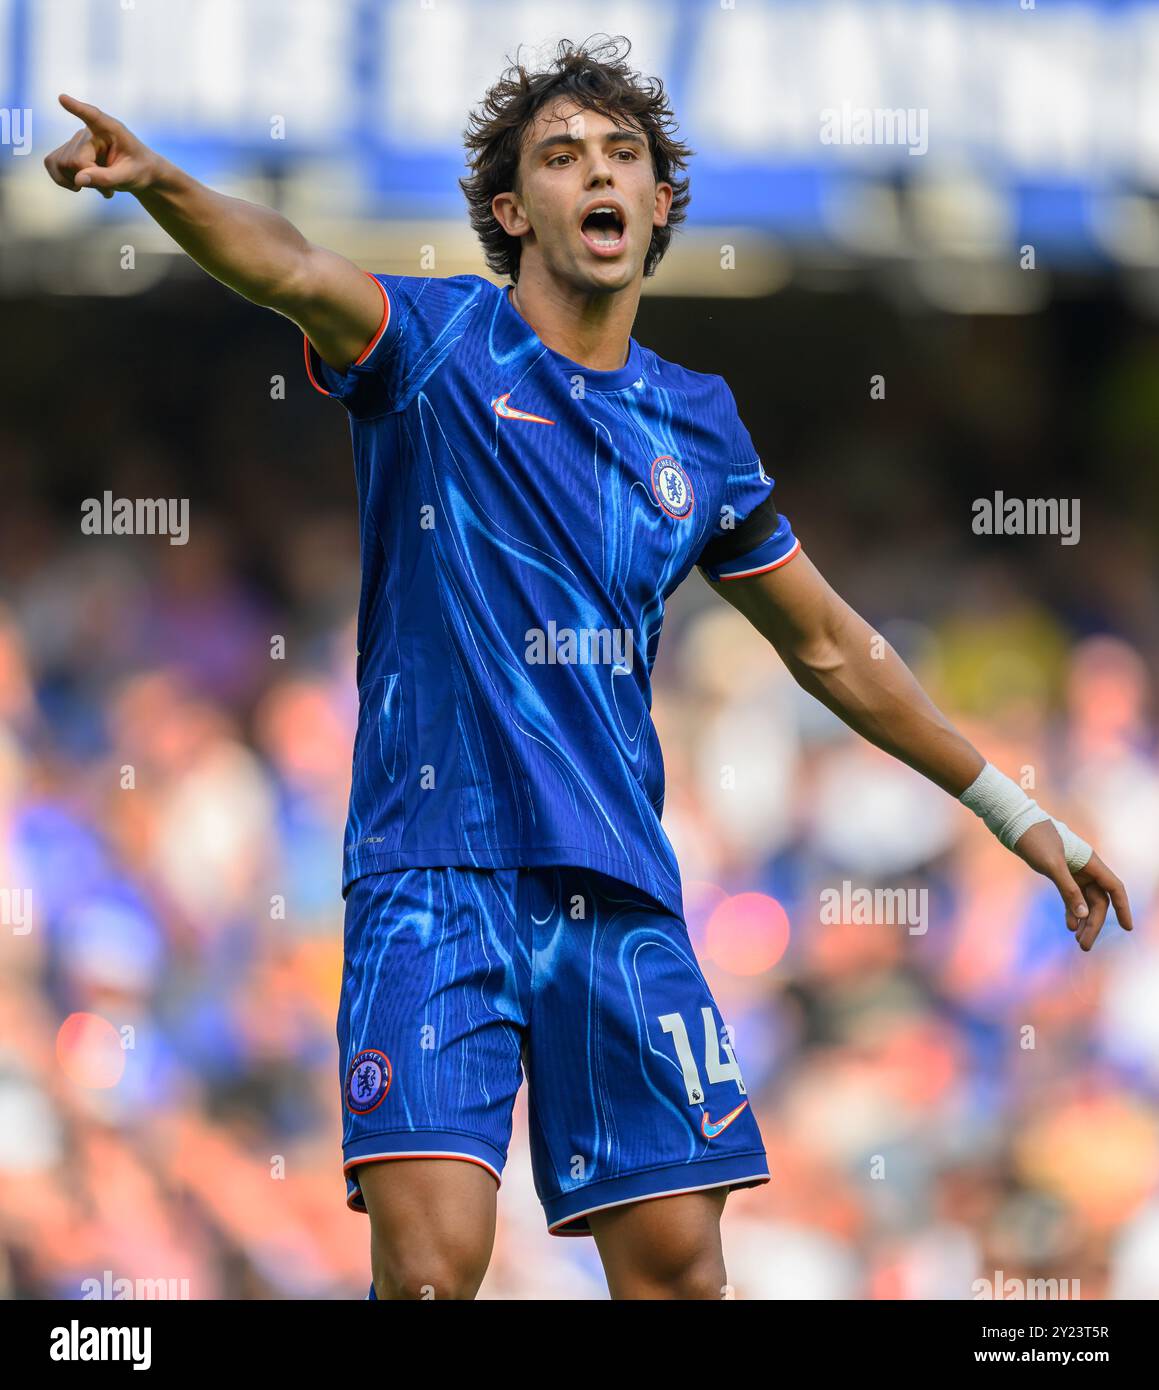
[713,549,1133,951]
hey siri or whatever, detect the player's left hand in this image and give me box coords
[1012,820,1134,950]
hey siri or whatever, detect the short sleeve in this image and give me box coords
[697,386,801,582]
[304,273,484,420]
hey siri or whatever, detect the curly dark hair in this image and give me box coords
[460,34,694,283]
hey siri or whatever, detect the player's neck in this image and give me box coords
[507,267,639,373]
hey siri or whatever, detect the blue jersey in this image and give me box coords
[305,273,799,917]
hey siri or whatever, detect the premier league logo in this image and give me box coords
[650,456,694,519]
[346,1047,392,1115]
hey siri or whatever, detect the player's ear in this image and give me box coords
[652,181,673,228]
[491,191,529,237]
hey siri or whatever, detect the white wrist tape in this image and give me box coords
[1053,819,1094,874]
[960,763,1092,873]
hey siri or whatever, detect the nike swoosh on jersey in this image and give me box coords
[492,392,556,425]
[701,1100,749,1138]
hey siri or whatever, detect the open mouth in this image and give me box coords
[580,206,626,254]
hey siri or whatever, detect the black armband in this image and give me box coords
[697,492,782,568]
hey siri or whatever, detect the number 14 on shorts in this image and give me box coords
[660,1008,747,1106]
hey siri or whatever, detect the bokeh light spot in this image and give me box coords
[56,1011,125,1089]
[706,892,791,975]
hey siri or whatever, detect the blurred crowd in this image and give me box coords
[0,280,1157,1299]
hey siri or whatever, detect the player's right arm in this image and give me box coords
[42,94,382,370]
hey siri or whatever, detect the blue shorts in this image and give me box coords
[338,866,769,1235]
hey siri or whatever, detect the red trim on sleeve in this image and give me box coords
[354,273,390,365]
[717,537,802,581]
[303,332,331,396]
[302,271,391,396]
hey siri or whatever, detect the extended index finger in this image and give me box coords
[1085,858,1134,932]
[57,93,117,139]
[1107,878,1134,932]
